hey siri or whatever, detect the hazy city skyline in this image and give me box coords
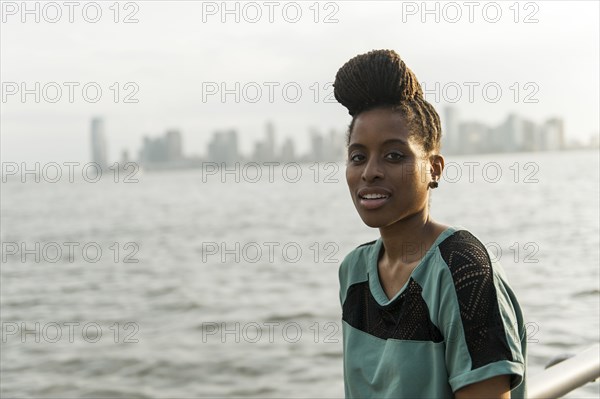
[88,106,597,172]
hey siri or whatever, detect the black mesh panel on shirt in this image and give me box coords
[343,278,443,342]
[438,230,514,369]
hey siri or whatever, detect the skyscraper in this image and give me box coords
[166,129,183,161]
[91,117,108,169]
[265,121,276,160]
[442,107,459,154]
[208,129,239,164]
[540,118,565,151]
[139,130,186,164]
[280,137,295,162]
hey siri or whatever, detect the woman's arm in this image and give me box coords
[455,375,511,399]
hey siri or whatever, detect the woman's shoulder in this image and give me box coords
[431,226,516,295]
[437,227,493,271]
[435,227,518,305]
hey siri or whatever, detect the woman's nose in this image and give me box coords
[361,158,384,181]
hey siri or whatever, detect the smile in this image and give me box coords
[357,189,392,210]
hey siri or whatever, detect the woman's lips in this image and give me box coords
[359,197,389,209]
[358,195,390,210]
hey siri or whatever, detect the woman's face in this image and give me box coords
[345,107,436,228]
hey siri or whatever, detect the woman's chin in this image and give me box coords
[358,215,388,229]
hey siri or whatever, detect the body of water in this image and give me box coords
[1,150,598,398]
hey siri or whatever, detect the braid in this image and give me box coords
[333,49,442,154]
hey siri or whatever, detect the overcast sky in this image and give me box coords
[1,0,598,163]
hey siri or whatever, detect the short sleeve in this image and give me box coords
[338,258,346,307]
[437,231,526,395]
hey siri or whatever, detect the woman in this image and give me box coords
[334,49,527,398]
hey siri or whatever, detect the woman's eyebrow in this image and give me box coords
[347,143,365,152]
[348,139,408,151]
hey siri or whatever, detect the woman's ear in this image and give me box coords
[429,154,445,182]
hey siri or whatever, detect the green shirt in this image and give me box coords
[338,226,527,398]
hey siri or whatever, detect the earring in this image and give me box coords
[428,180,439,189]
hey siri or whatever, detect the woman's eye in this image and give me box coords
[349,153,365,163]
[385,152,404,161]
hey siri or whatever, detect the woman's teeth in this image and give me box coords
[361,194,388,199]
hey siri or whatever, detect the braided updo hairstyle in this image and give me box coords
[333,49,442,155]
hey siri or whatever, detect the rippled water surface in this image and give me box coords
[1,150,598,398]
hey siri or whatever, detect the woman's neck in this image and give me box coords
[378,213,447,267]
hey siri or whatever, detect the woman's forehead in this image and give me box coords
[351,112,414,145]
[353,108,409,133]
